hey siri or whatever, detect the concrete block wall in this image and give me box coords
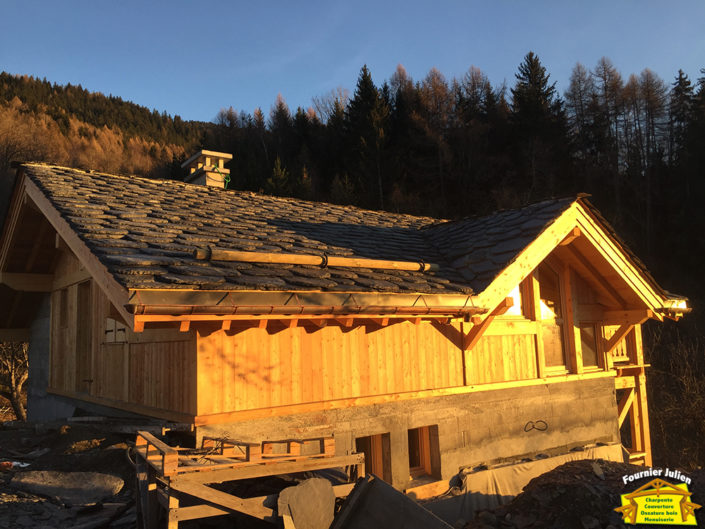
[200,377,619,490]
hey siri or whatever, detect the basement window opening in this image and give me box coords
[408,425,439,480]
[355,433,391,483]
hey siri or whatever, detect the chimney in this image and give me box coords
[181,150,233,188]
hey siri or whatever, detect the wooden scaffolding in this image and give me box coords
[135,431,365,528]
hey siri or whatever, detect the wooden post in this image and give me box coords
[528,272,546,378]
[633,325,652,465]
[135,458,160,529]
[560,265,582,374]
[167,491,180,529]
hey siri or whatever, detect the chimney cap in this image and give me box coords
[182,150,233,188]
[181,150,233,170]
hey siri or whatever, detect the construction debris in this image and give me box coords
[332,474,453,529]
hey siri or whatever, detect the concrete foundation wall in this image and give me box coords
[26,295,75,422]
[200,377,619,490]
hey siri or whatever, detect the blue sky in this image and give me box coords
[1,1,704,122]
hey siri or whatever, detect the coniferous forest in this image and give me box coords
[1,53,705,466]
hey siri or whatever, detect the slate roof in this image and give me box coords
[427,197,576,292]
[20,163,579,295]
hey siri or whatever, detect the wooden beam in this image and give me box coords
[171,453,365,485]
[197,247,440,273]
[0,328,30,342]
[258,319,268,329]
[135,458,159,529]
[221,320,232,331]
[336,318,353,328]
[169,483,356,523]
[475,204,583,312]
[561,264,582,374]
[308,319,327,328]
[617,388,635,427]
[0,272,54,292]
[169,480,273,520]
[22,178,133,328]
[615,376,636,389]
[635,371,652,465]
[527,272,546,378]
[179,321,191,333]
[575,207,664,312]
[463,297,513,351]
[286,319,298,329]
[47,387,194,424]
[0,172,26,272]
[24,219,49,272]
[605,324,634,354]
[603,309,653,326]
[134,319,145,333]
[555,243,625,308]
[372,317,389,327]
[136,431,179,476]
[559,226,581,246]
[53,268,92,291]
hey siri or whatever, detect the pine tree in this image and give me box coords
[345,65,389,208]
[669,70,694,164]
[510,52,570,199]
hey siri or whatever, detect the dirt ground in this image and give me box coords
[0,419,307,529]
[0,419,138,529]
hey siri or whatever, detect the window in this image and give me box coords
[580,324,599,367]
[408,426,438,480]
[105,317,127,343]
[573,272,602,369]
[356,433,391,482]
[538,263,566,369]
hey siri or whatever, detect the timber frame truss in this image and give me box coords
[135,431,364,528]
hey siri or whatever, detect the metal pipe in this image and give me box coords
[193,246,440,272]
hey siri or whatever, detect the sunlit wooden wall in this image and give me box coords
[49,251,197,416]
[196,321,467,416]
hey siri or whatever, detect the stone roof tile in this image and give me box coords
[21,163,580,295]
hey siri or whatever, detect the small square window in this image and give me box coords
[105,317,127,343]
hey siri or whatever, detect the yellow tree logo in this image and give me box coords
[615,478,700,525]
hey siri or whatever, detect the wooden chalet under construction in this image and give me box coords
[0,152,689,496]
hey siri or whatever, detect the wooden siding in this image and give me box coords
[465,333,537,385]
[49,249,197,416]
[48,246,639,422]
[196,321,465,416]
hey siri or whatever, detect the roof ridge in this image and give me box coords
[19,162,441,226]
[423,194,584,230]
